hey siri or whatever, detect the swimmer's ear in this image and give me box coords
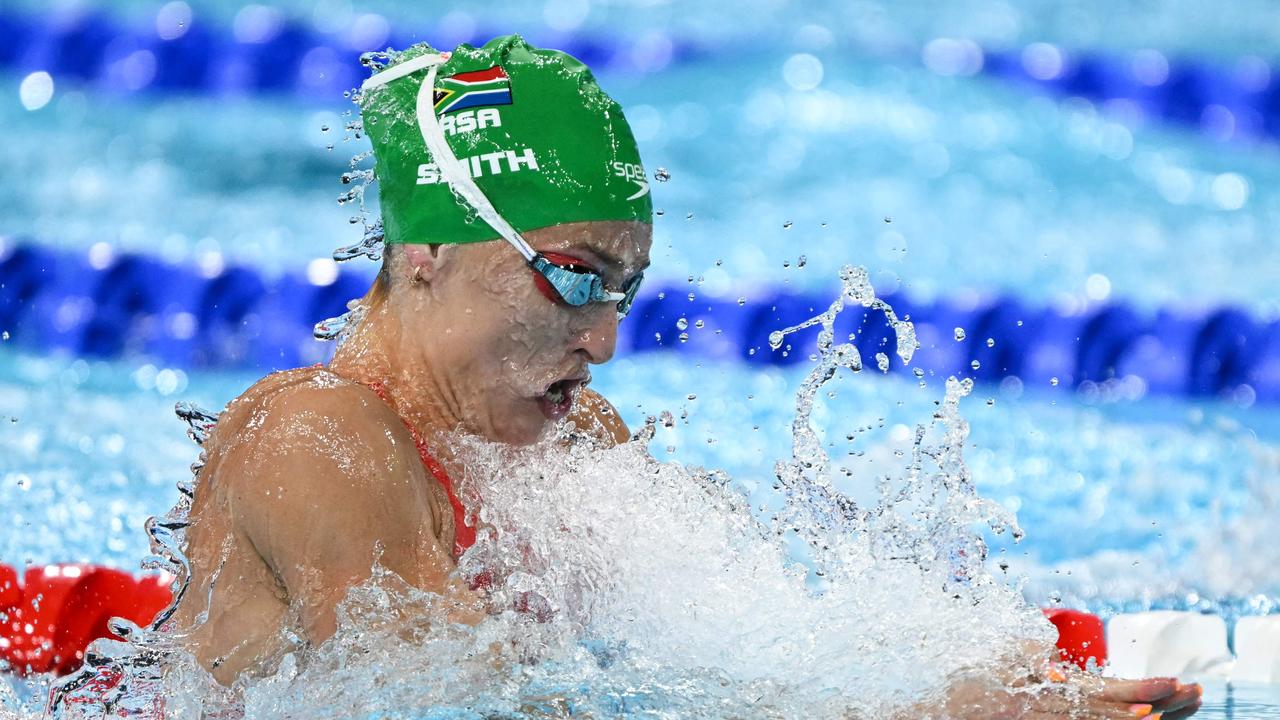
[401,243,452,283]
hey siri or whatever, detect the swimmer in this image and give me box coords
[171,35,1200,718]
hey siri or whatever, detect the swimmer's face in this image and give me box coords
[423,220,651,444]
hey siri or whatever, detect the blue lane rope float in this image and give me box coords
[1,241,1277,403]
[2,8,1276,140]
[0,8,699,99]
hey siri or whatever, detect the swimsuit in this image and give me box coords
[364,381,477,558]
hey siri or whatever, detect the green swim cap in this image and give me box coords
[360,35,653,247]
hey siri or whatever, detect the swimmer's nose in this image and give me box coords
[576,304,618,364]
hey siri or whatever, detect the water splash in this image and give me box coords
[38,266,1049,718]
[45,402,223,718]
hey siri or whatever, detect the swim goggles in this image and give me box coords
[531,252,645,317]
[374,52,644,318]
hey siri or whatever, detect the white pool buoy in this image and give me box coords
[1105,611,1233,679]
[1232,616,1280,684]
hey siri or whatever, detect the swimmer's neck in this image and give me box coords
[327,290,464,465]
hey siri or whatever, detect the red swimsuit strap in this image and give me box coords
[364,380,477,558]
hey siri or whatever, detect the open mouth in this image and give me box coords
[536,377,586,421]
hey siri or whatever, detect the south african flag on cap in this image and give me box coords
[434,66,512,114]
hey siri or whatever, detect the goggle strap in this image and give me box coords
[411,55,538,263]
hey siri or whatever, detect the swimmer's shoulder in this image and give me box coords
[204,366,424,495]
[570,388,631,446]
[207,367,437,551]
[212,366,399,445]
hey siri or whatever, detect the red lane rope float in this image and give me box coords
[0,564,173,676]
[1,562,1107,677]
[1044,608,1108,670]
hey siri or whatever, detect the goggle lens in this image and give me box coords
[530,253,643,318]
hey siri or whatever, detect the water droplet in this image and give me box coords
[1050,377,1060,386]
[985,338,995,348]
[657,292,666,300]
[679,332,689,342]
[685,212,694,219]
[1,331,8,341]
[767,331,785,349]
[737,297,746,306]
[986,398,995,406]
[912,368,925,378]
[676,318,689,330]
[783,220,793,229]
[686,394,697,401]
[970,360,981,370]
[875,353,889,372]
[656,208,665,216]
[654,332,662,342]
[953,327,966,341]
[694,319,705,329]
[654,167,671,182]
[797,255,807,267]
[320,124,330,132]
[884,216,892,223]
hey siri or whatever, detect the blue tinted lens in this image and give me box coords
[532,256,603,307]
[616,272,644,318]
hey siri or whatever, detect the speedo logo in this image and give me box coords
[417,148,539,185]
[440,108,501,137]
[613,161,649,201]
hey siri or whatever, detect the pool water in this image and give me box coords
[3,0,1280,716]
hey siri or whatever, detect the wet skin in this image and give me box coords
[172,218,1201,716]
[173,220,648,686]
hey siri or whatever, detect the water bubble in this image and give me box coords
[678,333,690,342]
[875,352,890,372]
[655,209,665,216]
[953,327,966,341]
[321,124,330,132]
[653,332,662,343]
[685,212,693,219]
[737,297,746,306]
[797,255,807,267]
[985,338,995,348]
[970,360,981,370]
[884,216,892,223]
[694,319,705,329]
[1,331,8,341]
[654,167,671,182]
[1050,377,1060,386]
[676,318,689,331]
[783,220,793,229]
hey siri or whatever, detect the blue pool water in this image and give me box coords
[3,0,1280,717]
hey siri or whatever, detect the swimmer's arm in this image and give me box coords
[892,646,1201,719]
[226,384,483,644]
[570,387,630,446]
